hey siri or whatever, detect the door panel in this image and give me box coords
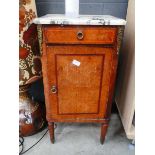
[46,45,113,119]
[57,55,104,114]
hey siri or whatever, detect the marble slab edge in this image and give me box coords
[33,14,127,26]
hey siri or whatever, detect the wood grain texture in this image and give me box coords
[44,26,117,44]
[41,26,51,121]
[47,118,109,123]
[40,25,123,143]
[56,54,104,114]
[46,45,113,121]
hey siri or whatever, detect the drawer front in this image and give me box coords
[44,26,117,44]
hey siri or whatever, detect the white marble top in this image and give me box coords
[33,14,126,26]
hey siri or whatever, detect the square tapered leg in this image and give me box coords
[48,122,55,143]
[100,123,108,144]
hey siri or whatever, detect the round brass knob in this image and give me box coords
[77,31,84,40]
[51,86,57,94]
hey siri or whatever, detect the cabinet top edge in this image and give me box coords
[33,14,126,26]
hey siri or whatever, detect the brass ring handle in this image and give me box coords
[51,85,57,94]
[77,31,84,40]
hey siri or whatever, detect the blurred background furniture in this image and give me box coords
[19,0,45,136]
[115,0,135,140]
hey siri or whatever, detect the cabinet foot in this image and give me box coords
[48,122,55,144]
[100,123,108,144]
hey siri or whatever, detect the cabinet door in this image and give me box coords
[45,45,115,120]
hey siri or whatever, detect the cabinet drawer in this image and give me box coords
[44,26,117,44]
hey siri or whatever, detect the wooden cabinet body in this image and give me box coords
[40,25,124,144]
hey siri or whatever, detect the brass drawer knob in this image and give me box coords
[51,85,57,94]
[77,31,84,40]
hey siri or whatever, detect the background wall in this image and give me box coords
[35,0,128,19]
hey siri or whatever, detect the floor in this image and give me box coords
[21,114,135,155]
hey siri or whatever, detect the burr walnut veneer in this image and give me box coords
[39,24,124,144]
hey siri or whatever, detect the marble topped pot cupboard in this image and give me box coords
[34,14,126,144]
